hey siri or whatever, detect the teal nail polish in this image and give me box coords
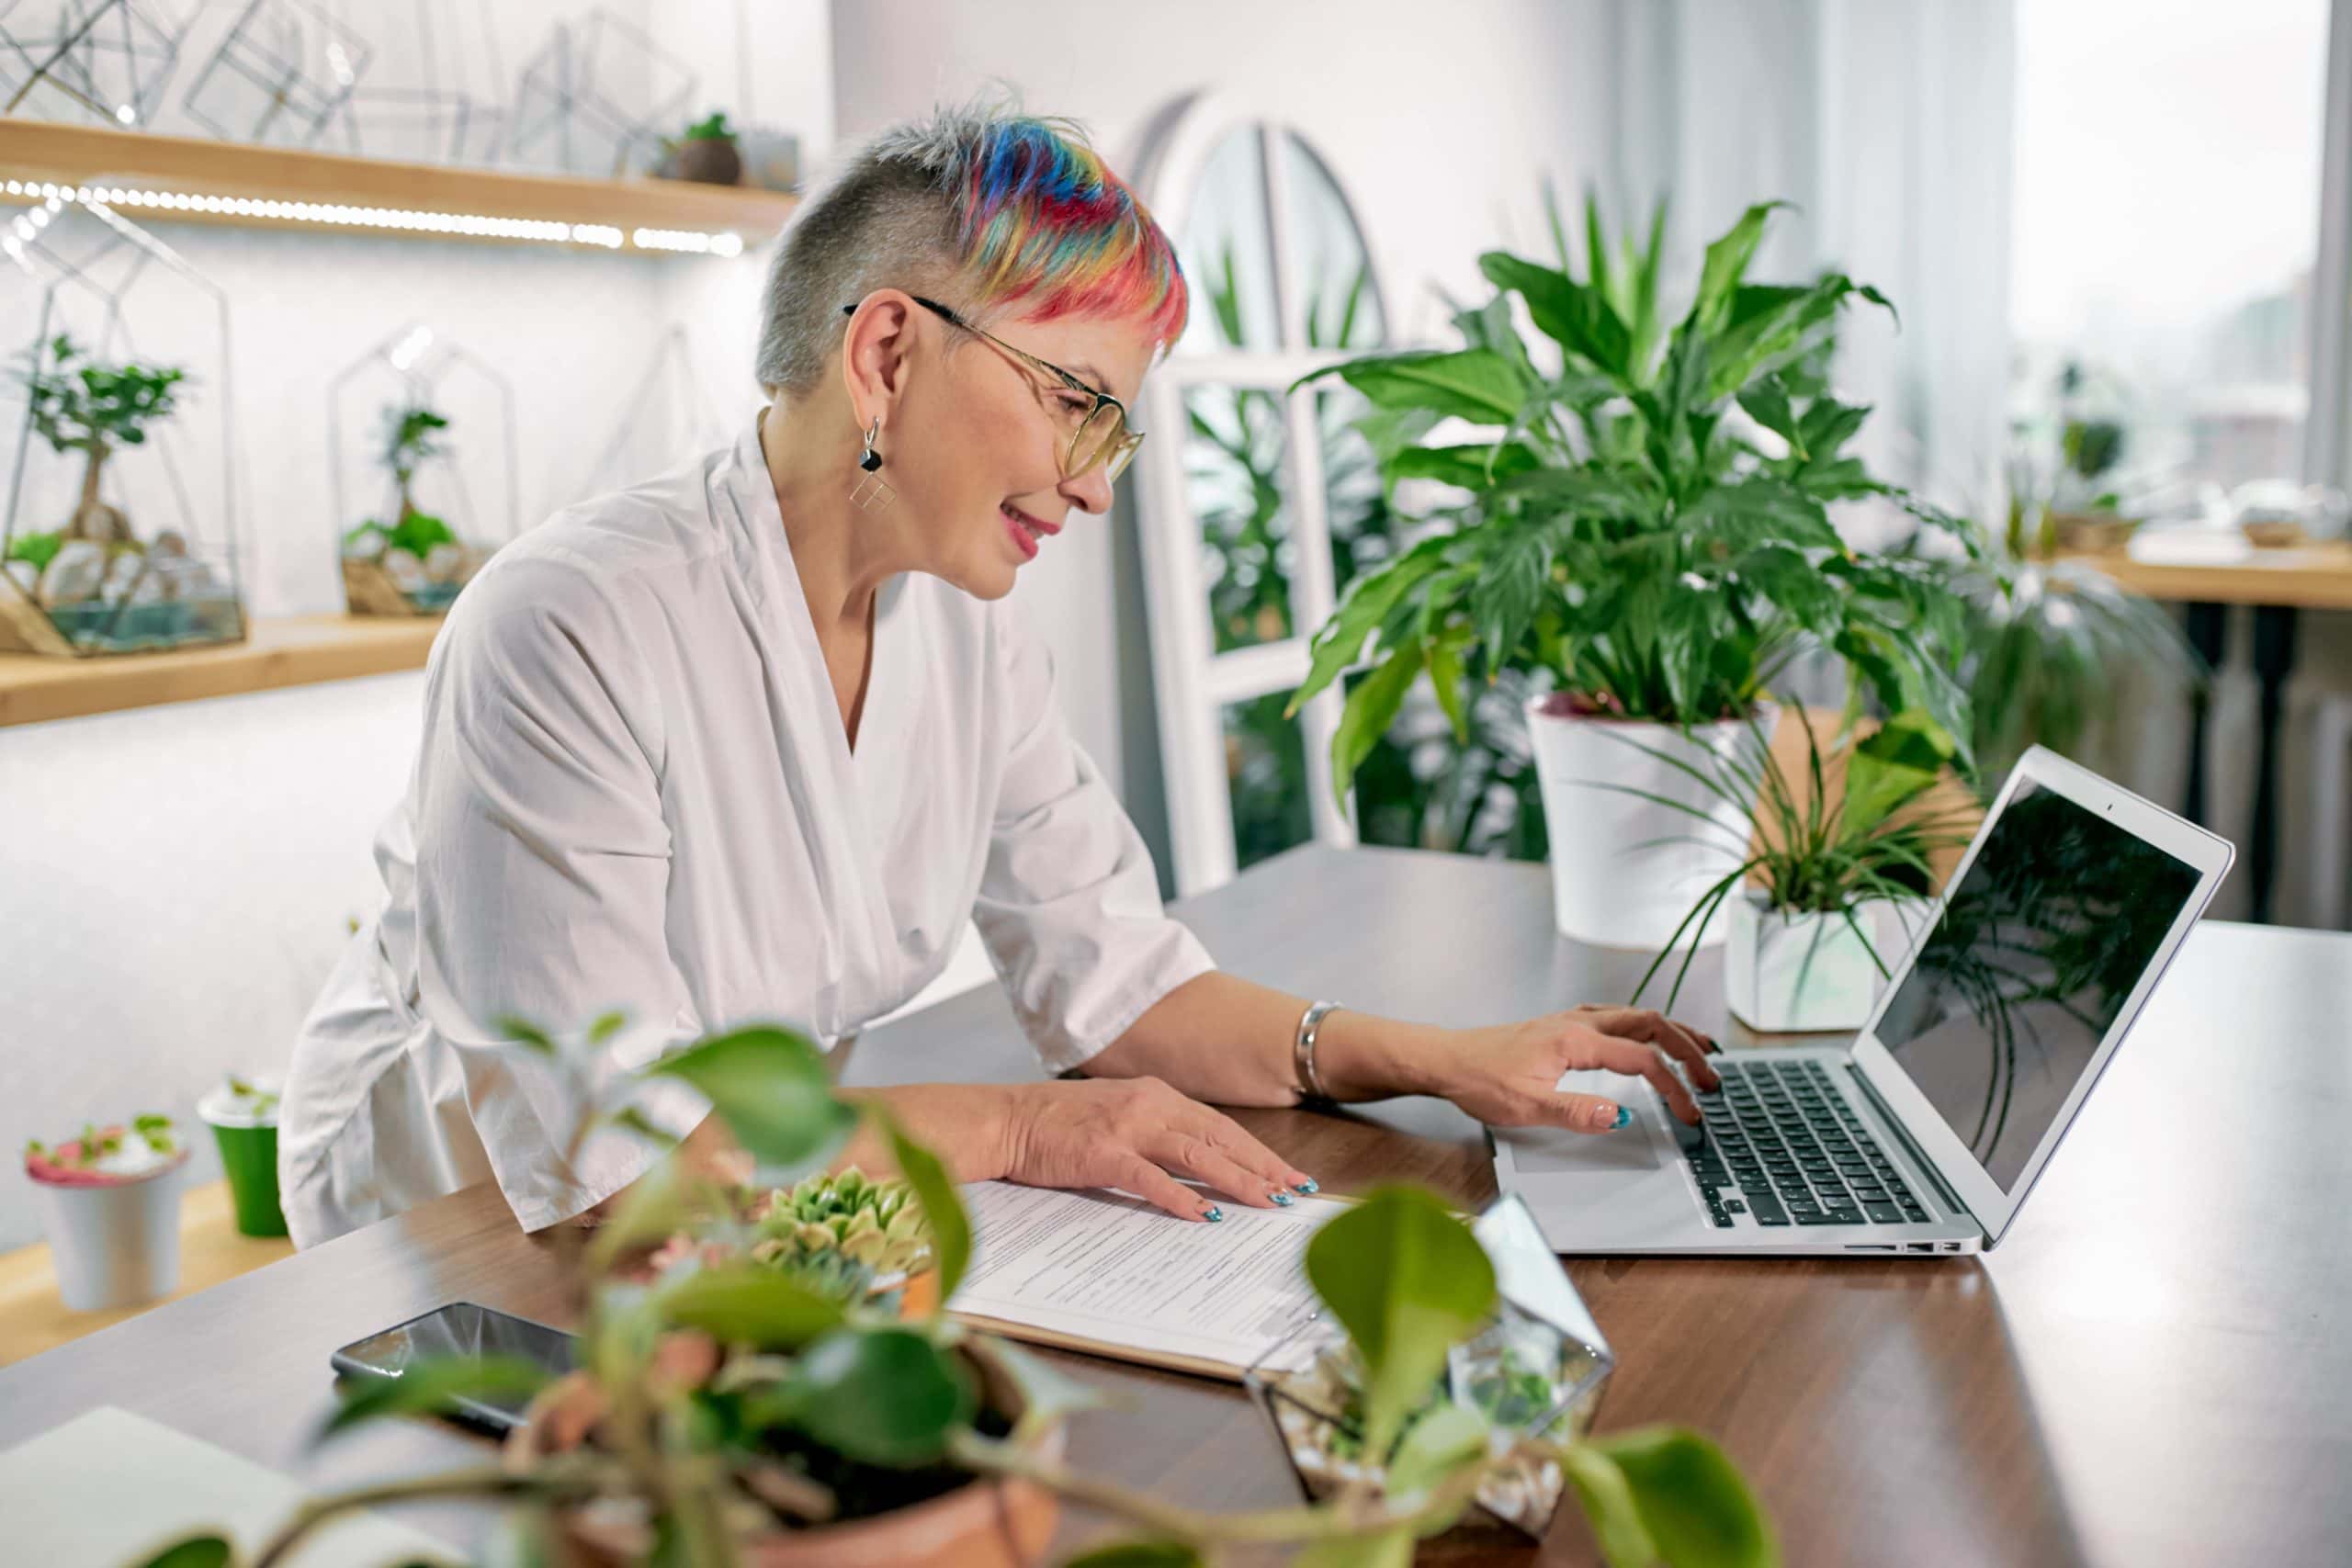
[1203,1206,1225,1223]
[1612,1106,1631,1129]
[1295,1179,1319,1194]
[1271,1191,1295,1207]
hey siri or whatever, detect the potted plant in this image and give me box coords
[196,1075,287,1239]
[667,109,744,186]
[1,335,243,656]
[1286,196,1972,950]
[1617,706,1975,1032]
[340,401,491,615]
[141,1019,1774,1568]
[23,1113,189,1312]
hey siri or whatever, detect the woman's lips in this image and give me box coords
[1001,502,1057,561]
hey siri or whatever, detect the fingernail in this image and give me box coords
[1611,1105,1631,1129]
[1203,1205,1226,1223]
[1271,1190,1295,1207]
[1294,1179,1319,1194]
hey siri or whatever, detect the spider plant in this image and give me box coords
[1613,706,1979,1012]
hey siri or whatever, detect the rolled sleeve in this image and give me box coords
[973,613,1216,1075]
[413,556,707,1231]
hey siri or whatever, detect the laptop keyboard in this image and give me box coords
[1686,1058,1932,1228]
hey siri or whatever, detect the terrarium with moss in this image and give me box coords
[0,193,247,658]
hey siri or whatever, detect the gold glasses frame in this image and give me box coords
[840,295,1146,483]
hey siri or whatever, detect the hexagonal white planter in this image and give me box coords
[1723,892,1931,1033]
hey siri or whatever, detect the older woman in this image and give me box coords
[277,102,1717,1248]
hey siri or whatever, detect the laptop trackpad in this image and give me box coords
[1498,1070,1671,1173]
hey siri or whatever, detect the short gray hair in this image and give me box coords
[752,91,1189,398]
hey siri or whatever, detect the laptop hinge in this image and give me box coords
[1843,1058,1981,1235]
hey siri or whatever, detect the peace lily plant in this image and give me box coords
[135,1017,1775,1568]
[1287,196,1972,950]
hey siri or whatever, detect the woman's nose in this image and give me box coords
[1058,463,1116,517]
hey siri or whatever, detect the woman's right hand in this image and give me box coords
[991,1076,1316,1222]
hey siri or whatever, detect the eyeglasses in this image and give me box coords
[841,295,1145,483]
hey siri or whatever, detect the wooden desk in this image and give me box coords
[2054,541,2352,613]
[4,846,2347,1566]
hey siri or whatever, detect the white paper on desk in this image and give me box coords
[0,1406,459,1567]
[949,1181,1340,1371]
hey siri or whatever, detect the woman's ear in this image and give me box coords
[840,291,920,430]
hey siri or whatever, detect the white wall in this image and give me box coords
[829,0,1614,826]
[0,2,833,1252]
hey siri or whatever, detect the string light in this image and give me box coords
[0,178,748,256]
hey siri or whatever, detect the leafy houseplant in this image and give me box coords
[1620,707,1976,1032]
[141,1017,1774,1568]
[669,108,744,186]
[341,402,484,616]
[1286,196,1972,949]
[23,1113,189,1312]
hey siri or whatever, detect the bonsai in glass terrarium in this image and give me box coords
[0,196,246,657]
[329,323,516,616]
[1245,1192,1613,1540]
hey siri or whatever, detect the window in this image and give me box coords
[2009,0,2332,515]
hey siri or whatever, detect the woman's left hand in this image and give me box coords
[1424,1006,1720,1134]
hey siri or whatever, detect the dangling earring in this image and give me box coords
[851,415,895,513]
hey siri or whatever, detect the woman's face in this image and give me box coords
[852,296,1156,602]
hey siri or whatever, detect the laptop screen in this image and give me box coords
[1871,778,2201,1193]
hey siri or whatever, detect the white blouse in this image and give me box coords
[277,419,1214,1246]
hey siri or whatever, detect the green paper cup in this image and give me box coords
[198,1080,287,1238]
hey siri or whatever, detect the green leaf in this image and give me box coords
[1325,348,1527,424]
[130,1537,237,1568]
[1692,202,1791,333]
[880,1113,969,1303]
[961,1334,1112,1444]
[586,1010,629,1047]
[1427,640,1469,744]
[1838,710,1953,837]
[494,1017,558,1056]
[1386,442,1539,491]
[775,1326,975,1466]
[1061,1542,1204,1568]
[1586,1426,1779,1568]
[1467,530,1551,674]
[1331,641,1426,808]
[1736,379,1804,457]
[1386,1399,1489,1496]
[1479,251,1632,381]
[659,1263,845,1350]
[1303,1188,1497,1461]
[1562,1445,1660,1568]
[1290,534,1453,713]
[319,1354,552,1442]
[645,1025,853,1172]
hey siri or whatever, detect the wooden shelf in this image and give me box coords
[0,614,441,728]
[0,121,798,254]
[2053,542,2352,612]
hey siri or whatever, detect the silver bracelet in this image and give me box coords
[1293,1000,1343,1104]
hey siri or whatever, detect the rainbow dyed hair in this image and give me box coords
[754,96,1190,397]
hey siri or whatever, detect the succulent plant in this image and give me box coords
[750,1167,933,1280]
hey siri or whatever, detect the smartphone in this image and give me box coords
[329,1302,578,1438]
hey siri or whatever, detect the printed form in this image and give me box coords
[950,1180,1344,1372]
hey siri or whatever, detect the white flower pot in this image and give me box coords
[28,1146,188,1311]
[1526,703,1767,950]
[1723,893,1932,1032]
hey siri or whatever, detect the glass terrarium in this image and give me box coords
[1244,1193,1613,1540]
[327,322,516,617]
[0,193,246,657]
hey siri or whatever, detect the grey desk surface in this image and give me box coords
[4,843,2347,1567]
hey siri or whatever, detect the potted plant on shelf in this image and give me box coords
[2,334,243,656]
[139,1019,1774,1568]
[23,1113,189,1312]
[340,401,490,616]
[667,109,745,186]
[1286,196,1973,951]
[1619,706,1976,1032]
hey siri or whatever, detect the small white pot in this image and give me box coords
[1724,893,1932,1032]
[28,1147,189,1312]
[1525,702,1767,950]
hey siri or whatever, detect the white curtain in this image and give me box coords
[1599,0,2018,536]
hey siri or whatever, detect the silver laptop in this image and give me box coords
[1495,746,2233,1257]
